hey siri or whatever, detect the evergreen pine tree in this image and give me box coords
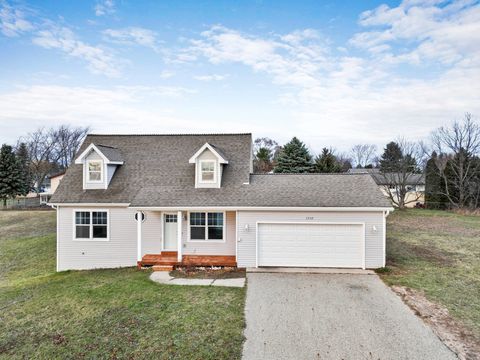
[0,144,25,206]
[273,137,313,173]
[254,147,273,173]
[314,148,342,173]
[380,142,403,171]
[425,152,448,209]
[16,142,31,195]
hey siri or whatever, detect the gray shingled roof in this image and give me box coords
[371,172,425,186]
[51,134,391,208]
[95,144,124,162]
[348,168,425,186]
[347,168,380,174]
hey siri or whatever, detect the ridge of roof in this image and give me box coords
[88,133,252,137]
[251,173,373,176]
[96,144,119,149]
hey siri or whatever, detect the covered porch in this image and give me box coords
[135,209,237,270]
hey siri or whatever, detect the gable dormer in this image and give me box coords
[189,143,228,188]
[74,144,124,190]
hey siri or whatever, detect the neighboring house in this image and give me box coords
[348,168,425,208]
[49,134,393,272]
[39,171,66,205]
[2,172,65,209]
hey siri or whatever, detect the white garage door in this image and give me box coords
[257,223,364,268]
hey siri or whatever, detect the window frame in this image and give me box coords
[187,211,226,243]
[72,209,110,241]
[199,160,217,184]
[86,159,104,183]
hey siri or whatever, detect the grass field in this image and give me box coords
[0,211,245,359]
[382,209,480,339]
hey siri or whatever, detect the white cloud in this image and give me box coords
[0,1,33,37]
[177,15,480,150]
[350,0,480,66]
[33,25,122,77]
[0,2,123,77]
[94,0,115,17]
[193,74,228,81]
[159,70,175,78]
[103,27,161,52]
[0,85,199,144]
[183,25,329,88]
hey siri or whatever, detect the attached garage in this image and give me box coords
[257,222,365,269]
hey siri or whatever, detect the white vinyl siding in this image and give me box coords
[257,223,364,268]
[237,211,385,269]
[183,211,236,255]
[58,206,137,271]
[57,208,237,271]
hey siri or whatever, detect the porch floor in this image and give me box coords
[138,252,237,269]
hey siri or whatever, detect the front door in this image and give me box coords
[163,213,178,250]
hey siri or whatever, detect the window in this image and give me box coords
[75,210,108,240]
[165,214,177,223]
[189,212,224,241]
[200,161,215,182]
[87,160,103,182]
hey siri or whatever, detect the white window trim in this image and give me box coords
[86,160,104,183]
[187,211,226,243]
[199,160,217,184]
[72,209,110,241]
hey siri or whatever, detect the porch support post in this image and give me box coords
[137,211,142,262]
[177,211,182,262]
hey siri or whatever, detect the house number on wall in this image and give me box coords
[305,216,314,220]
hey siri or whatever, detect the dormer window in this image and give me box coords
[87,160,103,182]
[189,142,229,189]
[75,143,124,190]
[200,160,216,183]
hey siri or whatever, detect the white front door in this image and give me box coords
[163,213,178,250]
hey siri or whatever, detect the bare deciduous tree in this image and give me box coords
[20,125,89,194]
[378,138,425,209]
[431,113,480,208]
[53,125,90,169]
[350,144,377,168]
[22,128,59,194]
[253,137,280,173]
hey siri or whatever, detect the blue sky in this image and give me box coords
[0,0,479,154]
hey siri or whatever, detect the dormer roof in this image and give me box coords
[188,142,229,164]
[74,143,124,165]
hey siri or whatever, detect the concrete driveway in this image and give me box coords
[243,272,457,360]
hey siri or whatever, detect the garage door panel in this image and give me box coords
[258,223,364,268]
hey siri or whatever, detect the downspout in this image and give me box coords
[48,203,59,271]
[383,210,391,267]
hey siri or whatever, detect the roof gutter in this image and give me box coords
[129,206,395,212]
[47,203,131,207]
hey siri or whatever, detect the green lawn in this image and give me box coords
[0,211,246,359]
[381,209,480,339]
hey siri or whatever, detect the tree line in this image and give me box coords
[1,114,478,210]
[0,125,89,206]
[254,113,480,210]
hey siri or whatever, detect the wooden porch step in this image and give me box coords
[152,265,174,272]
[140,254,236,268]
[160,251,178,257]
